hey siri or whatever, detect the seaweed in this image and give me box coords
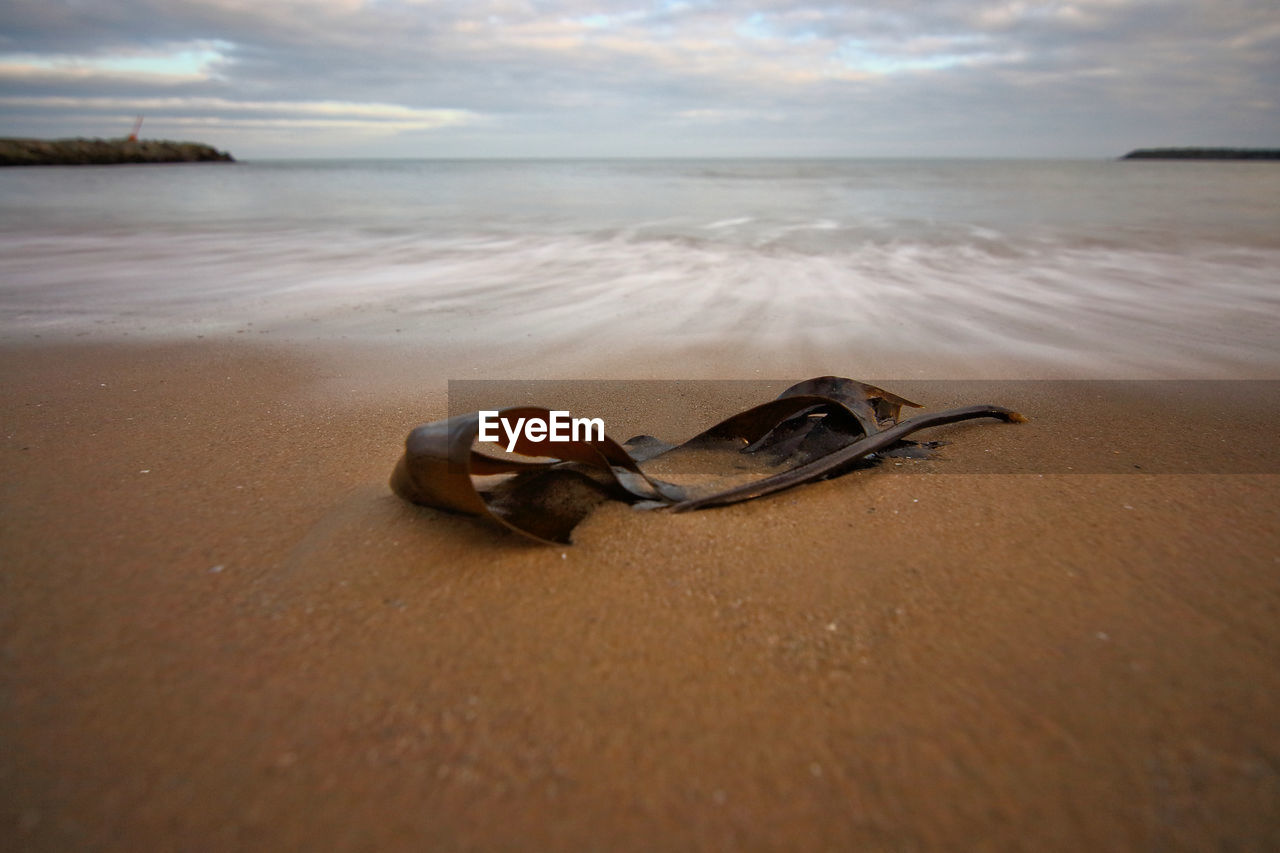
[390,376,1025,544]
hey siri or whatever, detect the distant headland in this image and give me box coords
[1120,147,1280,161]
[0,137,234,166]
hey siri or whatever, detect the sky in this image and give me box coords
[1,0,1276,158]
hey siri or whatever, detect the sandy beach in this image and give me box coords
[2,338,1277,850]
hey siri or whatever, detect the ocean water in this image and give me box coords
[1,158,1277,377]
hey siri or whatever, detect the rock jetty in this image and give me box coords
[0,137,235,166]
[1121,147,1280,161]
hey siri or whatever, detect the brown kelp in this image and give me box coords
[390,376,1025,544]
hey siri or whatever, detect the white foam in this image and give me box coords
[2,225,1276,378]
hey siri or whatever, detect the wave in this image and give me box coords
[1,225,1276,377]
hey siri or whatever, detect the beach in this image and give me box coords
[3,337,1278,850]
[2,158,1278,849]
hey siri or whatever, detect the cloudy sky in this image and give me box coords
[1,0,1276,158]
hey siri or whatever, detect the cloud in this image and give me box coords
[0,0,1276,156]
[0,94,479,129]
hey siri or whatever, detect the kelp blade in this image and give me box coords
[391,377,1024,543]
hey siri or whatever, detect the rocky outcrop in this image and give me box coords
[1121,148,1280,161]
[0,138,235,166]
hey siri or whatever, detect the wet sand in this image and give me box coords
[2,340,1278,850]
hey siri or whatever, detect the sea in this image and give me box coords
[1,158,1277,378]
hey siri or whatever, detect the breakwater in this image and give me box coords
[1121,147,1280,161]
[0,137,234,166]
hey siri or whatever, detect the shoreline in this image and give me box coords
[3,337,1277,849]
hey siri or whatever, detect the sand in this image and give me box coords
[2,339,1278,850]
